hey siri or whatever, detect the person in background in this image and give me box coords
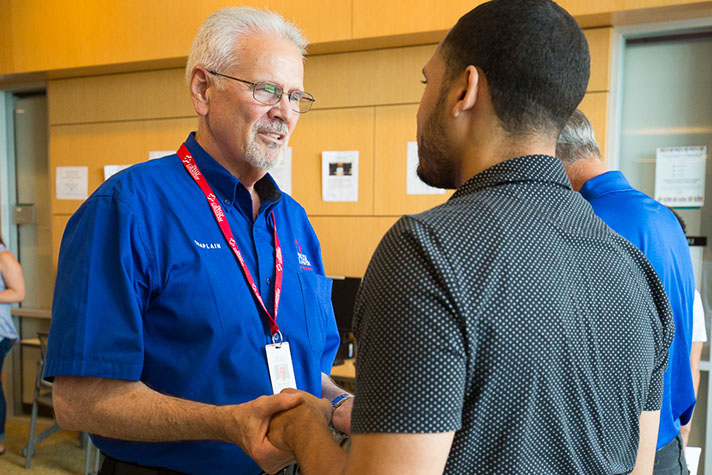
[45,7,347,475]
[557,109,695,474]
[266,1,673,473]
[680,288,707,453]
[667,209,707,450]
[0,238,25,456]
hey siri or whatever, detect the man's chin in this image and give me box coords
[417,166,455,190]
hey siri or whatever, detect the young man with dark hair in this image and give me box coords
[267,1,673,473]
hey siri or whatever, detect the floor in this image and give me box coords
[0,417,87,474]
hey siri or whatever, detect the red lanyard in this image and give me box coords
[178,144,283,340]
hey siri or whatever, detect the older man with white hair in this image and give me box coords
[45,7,348,475]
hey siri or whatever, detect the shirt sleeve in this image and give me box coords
[693,290,707,343]
[351,216,466,434]
[642,266,675,412]
[45,191,153,381]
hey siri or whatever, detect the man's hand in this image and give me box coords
[268,390,331,451]
[223,392,303,474]
[331,396,353,435]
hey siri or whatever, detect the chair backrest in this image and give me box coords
[37,331,49,361]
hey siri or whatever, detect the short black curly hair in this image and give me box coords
[440,0,590,136]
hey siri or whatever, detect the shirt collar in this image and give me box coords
[579,170,629,202]
[183,132,282,208]
[451,154,572,200]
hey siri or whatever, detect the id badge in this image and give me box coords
[265,341,298,395]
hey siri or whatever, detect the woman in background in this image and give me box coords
[0,239,25,455]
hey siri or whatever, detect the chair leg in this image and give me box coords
[84,435,101,475]
[84,434,92,475]
[23,359,44,469]
[23,387,40,468]
[93,441,102,474]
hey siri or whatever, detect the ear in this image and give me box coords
[450,65,479,118]
[190,67,211,117]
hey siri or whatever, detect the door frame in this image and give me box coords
[608,16,712,171]
[0,87,47,418]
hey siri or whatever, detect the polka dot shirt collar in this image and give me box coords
[452,154,573,201]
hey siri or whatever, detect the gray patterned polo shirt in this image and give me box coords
[352,155,674,474]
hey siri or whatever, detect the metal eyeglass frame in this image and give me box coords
[208,70,315,113]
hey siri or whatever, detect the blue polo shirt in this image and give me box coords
[580,171,695,449]
[46,133,340,474]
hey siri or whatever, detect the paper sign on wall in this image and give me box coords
[104,164,132,181]
[270,147,293,195]
[322,151,359,202]
[654,146,707,207]
[406,141,446,195]
[148,150,175,160]
[56,166,88,200]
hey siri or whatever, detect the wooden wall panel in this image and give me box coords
[587,28,613,92]
[559,0,699,17]
[290,108,375,215]
[307,26,609,110]
[2,0,352,75]
[579,92,610,161]
[52,215,71,274]
[353,0,478,39]
[49,69,192,125]
[352,0,703,39]
[2,0,707,77]
[45,23,616,281]
[50,117,197,215]
[373,104,453,216]
[307,45,436,110]
[310,216,399,277]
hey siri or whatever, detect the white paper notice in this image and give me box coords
[148,150,175,160]
[56,166,88,200]
[655,146,707,207]
[406,141,446,195]
[103,164,132,181]
[269,147,292,195]
[322,151,359,202]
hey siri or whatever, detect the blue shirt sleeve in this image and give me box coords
[45,191,153,381]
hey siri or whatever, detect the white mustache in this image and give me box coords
[256,121,287,135]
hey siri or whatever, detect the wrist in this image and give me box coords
[218,402,248,446]
[329,393,353,428]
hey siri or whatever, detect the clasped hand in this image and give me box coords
[267,388,332,451]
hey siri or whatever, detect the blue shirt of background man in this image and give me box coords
[45,133,340,475]
[580,170,695,449]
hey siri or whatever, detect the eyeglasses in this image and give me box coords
[208,70,315,114]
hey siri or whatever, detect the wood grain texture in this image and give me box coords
[373,104,453,216]
[289,107,375,215]
[579,92,610,162]
[309,216,399,277]
[1,0,352,74]
[49,69,193,125]
[50,117,197,215]
[306,45,436,110]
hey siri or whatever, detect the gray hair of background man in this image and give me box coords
[556,109,602,165]
[185,7,308,86]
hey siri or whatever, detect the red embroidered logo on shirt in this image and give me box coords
[295,239,312,271]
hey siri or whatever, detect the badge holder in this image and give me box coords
[265,331,297,395]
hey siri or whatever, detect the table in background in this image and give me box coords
[330,358,355,393]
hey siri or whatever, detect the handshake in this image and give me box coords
[237,389,353,474]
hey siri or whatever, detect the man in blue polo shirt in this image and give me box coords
[45,7,349,475]
[557,109,695,474]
